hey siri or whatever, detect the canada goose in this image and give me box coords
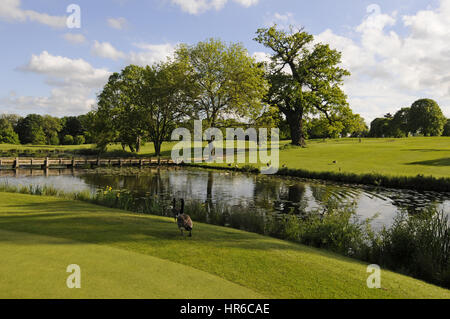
[176,199,193,237]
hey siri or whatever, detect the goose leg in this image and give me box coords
[189,230,192,237]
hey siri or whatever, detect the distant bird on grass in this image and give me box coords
[176,199,193,237]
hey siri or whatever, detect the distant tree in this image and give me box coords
[253,106,284,138]
[1,114,21,131]
[41,115,62,145]
[443,119,450,137]
[255,26,351,146]
[63,135,74,145]
[49,132,60,145]
[175,38,267,129]
[16,114,46,145]
[369,117,392,138]
[74,135,85,145]
[0,118,20,144]
[60,116,85,141]
[306,109,367,139]
[390,108,410,138]
[408,99,446,136]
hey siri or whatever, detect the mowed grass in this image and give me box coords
[0,193,449,299]
[277,137,450,178]
[1,137,449,178]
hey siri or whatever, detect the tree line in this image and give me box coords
[0,113,90,146]
[1,26,447,153]
[369,99,450,138]
[88,26,367,156]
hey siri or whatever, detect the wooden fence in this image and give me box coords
[0,157,175,170]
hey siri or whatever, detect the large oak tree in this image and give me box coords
[255,26,350,146]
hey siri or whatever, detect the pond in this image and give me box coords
[1,167,449,229]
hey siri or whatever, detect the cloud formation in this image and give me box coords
[2,51,111,116]
[313,1,450,121]
[0,0,66,28]
[107,17,128,30]
[63,33,86,45]
[91,41,126,61]
[171,0,259,15]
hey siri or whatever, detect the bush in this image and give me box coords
[62,135,74,145]
[368,210,450,287]
[74,135,86,145]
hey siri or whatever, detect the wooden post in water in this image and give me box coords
[15,157,19,169]
[45,157,49,169]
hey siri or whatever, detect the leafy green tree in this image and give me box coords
[175,38,267,129]
[63,135,74,145]
[1,114,21,131]
[60,116,85,141]
[390,108,410,138]
[408,99,446,136]
[141,61,193,158]
[255,26,351,146]
[0,118,20,144]
[95,61,191,157]
[16,114,46,145]
[74,135,86,145]
[95,65,147,153]
[443,119,450,137]
[49,132,60,145]
[369,117,392,138]
[41,115,62,145]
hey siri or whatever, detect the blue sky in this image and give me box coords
[0,0,449,122]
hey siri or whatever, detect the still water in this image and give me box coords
[1,167,449,228]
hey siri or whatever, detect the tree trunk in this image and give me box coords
[287,112,306,147]
[154,140,162,164]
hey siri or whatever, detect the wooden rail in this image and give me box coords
[0,157,175,170]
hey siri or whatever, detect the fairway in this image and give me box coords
[278,137,450,178]
[0,192,449,299]
[0,230,260,299]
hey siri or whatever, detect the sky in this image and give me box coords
[0,0,449,123]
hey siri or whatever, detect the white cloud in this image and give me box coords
[63,33,86,45]
[0,0,66,28]
[107,17,128,30]
[265,12,297,30]
[91,41,126,61]
[3,51,112,116]
[128,43,177,66]
[312,1,450,122]
[171,0,258,15]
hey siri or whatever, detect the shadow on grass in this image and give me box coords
[406,157,450,167]
[0,200,316,255]
[404,149,450,152]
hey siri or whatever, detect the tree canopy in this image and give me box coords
[174,38,267,129]
[408,99,446,136]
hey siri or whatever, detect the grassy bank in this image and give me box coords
[0,192,449,299]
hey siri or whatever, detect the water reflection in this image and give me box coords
[1,167,449,228]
